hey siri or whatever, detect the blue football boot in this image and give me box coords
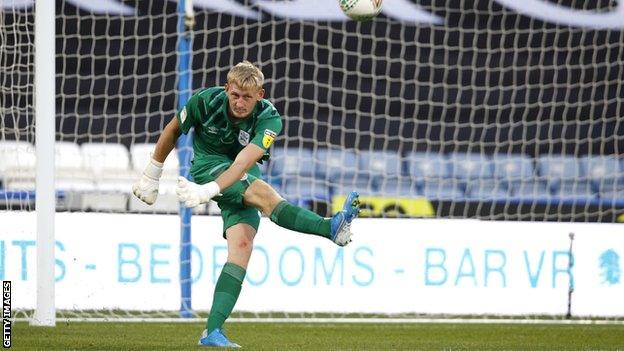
[198,328,241,348]
[329,191,360,246]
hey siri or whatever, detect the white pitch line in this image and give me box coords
[13,317,624,325]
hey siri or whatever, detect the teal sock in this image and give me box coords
[270,200,331,238]
[206,262,246,333]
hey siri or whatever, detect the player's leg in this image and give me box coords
[194,157,359,243]
[206,223,255,332]
[199,223,256,348]
[243,179,330,236]
[243,179,361,246]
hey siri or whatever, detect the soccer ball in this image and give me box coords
[339,0,382,21]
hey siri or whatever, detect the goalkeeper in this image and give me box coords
[132,61,360,348]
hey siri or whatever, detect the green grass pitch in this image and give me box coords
[12,322,624,350]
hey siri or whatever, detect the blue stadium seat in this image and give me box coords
[508,180,550,201]
[580,156,623,198]
[447,153,494,180]
[331,178,375,197]
[464,180,510,201]
[595,178,624,203]
[492,154,535,182]
[537,156,583,186]
[421,179,465,201]
[282,178,331,206]
[580,156,621,180]
[491,154,536,201]
[268,147,314,179]
[374,178,422,197]
[549,180,597,202]
[406,152,450,181]
[314,148,359,181]
[0,141,35,191]
[406,153,458,200]
[358,150,403,179]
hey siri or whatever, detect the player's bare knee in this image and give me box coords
[244,180,283,214]
[234,236,252,253]
[226,236,253,265]
[246,179,272,197]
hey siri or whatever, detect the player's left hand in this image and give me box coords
[132,156,163,205]
[176,176,221,207]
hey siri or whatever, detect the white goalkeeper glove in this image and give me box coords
[176,176,221,208]
[132,155,163,205]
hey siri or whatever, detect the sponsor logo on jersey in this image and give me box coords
[179,107,187,124]
[208,126,219,134]
[238,130,250,145]
[262,130,277,148]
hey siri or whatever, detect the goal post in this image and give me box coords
[31,0,56,327]
[176,0,194,319]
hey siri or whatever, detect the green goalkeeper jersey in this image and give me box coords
[175,87,282,176]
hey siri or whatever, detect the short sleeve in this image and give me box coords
[176,93,201,134]
[250,106,282,151]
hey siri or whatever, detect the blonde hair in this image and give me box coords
[227,61,264,90]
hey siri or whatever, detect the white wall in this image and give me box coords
[1,212,623,316]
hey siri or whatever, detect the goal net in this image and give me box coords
[2,0,623,321]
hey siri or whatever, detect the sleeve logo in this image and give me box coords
[179,107,187,124]
[262,129,277,148]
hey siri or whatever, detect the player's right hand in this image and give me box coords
[132,156,163,205]
[176,177,221,208]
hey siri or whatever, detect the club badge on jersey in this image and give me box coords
[263,130,277,148]
[238,130,250,145]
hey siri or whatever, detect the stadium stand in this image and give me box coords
[550,180,597,202]
[268,147,314,190]
[597,178,624,204]
[0,140,36,191]
[374,178,422,198]
[420,178,465,201]
[358,150,404,196]
[79,142,133,212]
[508,179,551,202]
[310,148,368,198]
[448,153,507,201]
[314,147,359,181]
[448,153,494,180]
[55,141,95,192]
[359,150,403,179]
[54,141,96,210]
[406,152,464,200]
[406,152,450,183]
[581,155,622,199]
[536,155,594,203]
[492,154,536,185]
[3,139,623,213]
[537,156,583,189]
[283,177,331,207]
[464,181,510,202]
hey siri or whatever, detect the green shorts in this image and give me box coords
[191,156,262,237]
